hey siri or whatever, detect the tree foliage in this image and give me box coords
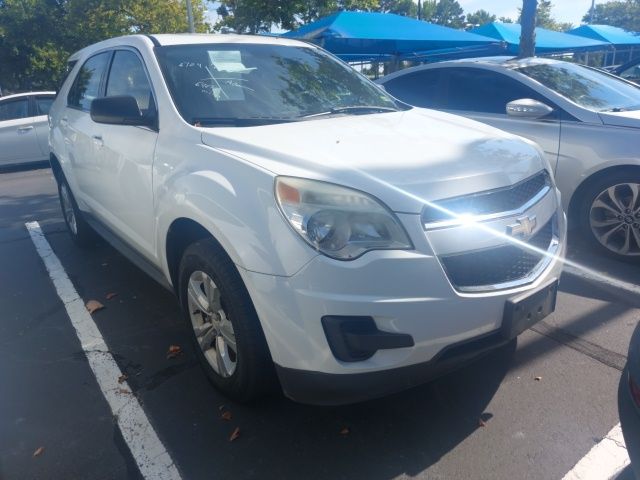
[518,0,572,31]
[582,0,640,32]
[0,0,209,91]
[465,9,496,28]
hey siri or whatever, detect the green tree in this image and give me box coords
[379,0,417,16]
[0,0,209,91]
[582,0,640,32]
[518,0,572,31]
[428,0,465,29]
[466,9,496,28]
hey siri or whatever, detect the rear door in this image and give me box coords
[90,48,159,258]
[64,51,112,208]
[0,97,43,166]
[438,67,562,170]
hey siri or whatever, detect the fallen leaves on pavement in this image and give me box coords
[229,427,241,442]
[85,300,104,314]
[478,418,487,427]
[221,411,232,421]
[534,376,542,381]
[117,374,128,384]
[339,427,350,436]
[166,345,182,359]
[106,292,118,300]
[32,446,44,457]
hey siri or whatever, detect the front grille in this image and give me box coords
[440,217,554,290]
[422,171,550,224]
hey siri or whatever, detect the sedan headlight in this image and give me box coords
[275,177,412,260]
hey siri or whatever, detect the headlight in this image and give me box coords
[275,177,412,260]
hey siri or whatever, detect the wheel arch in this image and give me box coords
[164,217,231,293]
[567,164,640,228]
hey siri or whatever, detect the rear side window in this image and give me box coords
[383,69,443,108]
[35,96,54,115]
[441,68,542,114]
[0,98,29,121]
[106,50,154,114]
[68,52,111,111]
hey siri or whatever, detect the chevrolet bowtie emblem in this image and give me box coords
[507,215,537,237]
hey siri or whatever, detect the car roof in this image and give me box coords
[69,33,312,60]
[0,91,56,100]
[378,55,571,83]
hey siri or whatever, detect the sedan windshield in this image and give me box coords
[516,62,640,112]
[155,43,400,126]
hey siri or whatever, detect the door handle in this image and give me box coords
[17,126,34,133]
[91,135,104,147]
[60,117,69,126]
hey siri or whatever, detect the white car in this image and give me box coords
[0,91,55,168]
[49,35,565,405]
[378,57,640,260]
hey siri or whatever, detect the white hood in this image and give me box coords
[599,109,640,128]
[200,108,547,213]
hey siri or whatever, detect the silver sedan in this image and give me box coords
[378,57,640,259]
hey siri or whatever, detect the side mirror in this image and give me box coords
[506,98,554,119]
[90,95,154,127]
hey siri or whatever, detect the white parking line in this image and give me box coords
[562,423,629,480]
[26,221,181,480]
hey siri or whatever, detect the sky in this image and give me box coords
[457,0,595,27]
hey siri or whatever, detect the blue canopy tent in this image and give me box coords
[568,25,640,46]
[471,22,610,55]
[283,11,505,62]
[568,25,640,65]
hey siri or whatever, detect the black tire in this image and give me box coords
[577,169,640,261]
[178,238,276,402]
[57,176,96,247]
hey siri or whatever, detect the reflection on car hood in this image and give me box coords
[200,108,547,213]
[599,109,640,128]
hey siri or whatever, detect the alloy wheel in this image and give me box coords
[589,183,640,256]
[187,270,237,377]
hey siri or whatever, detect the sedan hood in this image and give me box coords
[599,109,640,128]
[200,108,547,213]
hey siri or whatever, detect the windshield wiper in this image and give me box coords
[301,105,400,118]
[192,117,300,127]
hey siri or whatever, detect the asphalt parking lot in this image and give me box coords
[1,167,638,480]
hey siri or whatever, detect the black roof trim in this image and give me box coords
[145,35,161,47]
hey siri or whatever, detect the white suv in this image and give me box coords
[49,34,566,405]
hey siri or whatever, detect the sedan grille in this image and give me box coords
[422,171,551,225]
[440,217,555,290]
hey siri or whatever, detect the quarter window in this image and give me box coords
[0,98,29,121]
[106,50,155,114]
[68,52,111,111]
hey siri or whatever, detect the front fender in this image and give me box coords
[154,147,317,281]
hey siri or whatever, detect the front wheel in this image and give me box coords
[579,171,640,260]
[178,238,275,402]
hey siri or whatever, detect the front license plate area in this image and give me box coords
[501,279,558,340]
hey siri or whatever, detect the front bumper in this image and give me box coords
[240,190,566,405]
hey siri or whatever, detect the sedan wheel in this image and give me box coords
[187,270,237,378]
[589,182,640,257]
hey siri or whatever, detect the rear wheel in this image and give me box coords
[578,171,640,260]
[178,238,275,402]
[58,177,95,247]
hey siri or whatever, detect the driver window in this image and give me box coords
[106,50,155,116]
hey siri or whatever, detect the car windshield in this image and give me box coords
[516,62,640,112]
[155,43,400,126]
